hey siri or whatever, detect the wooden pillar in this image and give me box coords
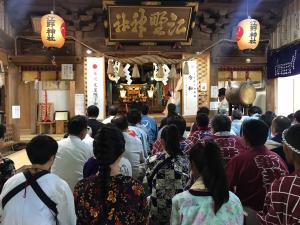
[6,63,20,141]
[266,78,276,113]
[75,31,84,94]
[210,48,219,117]
[69,81,75,117]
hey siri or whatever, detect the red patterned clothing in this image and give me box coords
[190,122,212,136]
[257,169,300,224]
[226,145,288,211]
[204,132,246,164]
[151,138,194,155]
[74,175,148,225]
[188,127,213,145]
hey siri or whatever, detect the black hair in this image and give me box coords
[294,110,300,123]
[161,124,181,156]
[127,109,141,125]
[167,103,177,117]
[67,115,88,136]
[196,113,209,128]
[218,88,226,97]
[272,116,291,135]
[260,111,276,128]
[197,107,210,115]
[167,116,186,137]
[248,106,262,116]
[111,115,128,131]
[285,124,300,152]
[87,105,99,117]
[243,119,269,147]
[93,125,125,216]
[212,114,231,133]
[288,113,295,122]
[109,105,119,116]
[232,110,242,120]
[141,104,149,115]
[0,124,5,139]
[26,135,58,164]
[189,141,229,214]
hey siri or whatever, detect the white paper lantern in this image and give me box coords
[236,18,260,50]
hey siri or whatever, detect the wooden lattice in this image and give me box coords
[197,55,210,108]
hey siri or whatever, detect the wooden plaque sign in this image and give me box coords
[104,2,198,45]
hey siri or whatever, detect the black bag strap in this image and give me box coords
[23,170,58,216]
[147,156,173,189]
[2,170,49,208]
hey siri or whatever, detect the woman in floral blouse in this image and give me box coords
[171,142,244,225]
[74,125,148,225]
[146,124,190,225]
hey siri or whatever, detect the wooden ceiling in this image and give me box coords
[6,0,286,56]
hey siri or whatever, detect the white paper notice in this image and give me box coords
[211,86,219,98]
[75,94,85,115]
[61,64,74,80]
[12,106,21,119]
[210,102,219,111]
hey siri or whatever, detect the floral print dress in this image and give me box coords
[74,174,148,225]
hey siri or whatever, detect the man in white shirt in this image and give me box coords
[0,135,76,225]
[112,115,145,179]
[51,115,93,191]
[102,105,118,124]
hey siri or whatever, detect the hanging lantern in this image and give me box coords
[132,64,140,78]
[120,89,127,98]
[118,63,125,78]
[147,84,155,98]
[169,64,177,78]
[41,11,66,48]
[236,18,260,50]
[182,61,189,75]
[107,59,114,75]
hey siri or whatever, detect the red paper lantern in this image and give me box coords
[236,18,260,50]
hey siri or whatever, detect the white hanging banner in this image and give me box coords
[86,57,105,120]
[183,60,198,116]
[75,94,85,115]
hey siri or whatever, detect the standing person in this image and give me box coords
[226,119,288,212]
[0,135,76,225]
[257,124,300,224]
[171,142,244,225]
[87,105,104,138]
[74,125,147,225]
[141,104,158,146]
[51,115,93,191]
[218,88,228,114]
[146,125,189,225]
[102,105,118,124]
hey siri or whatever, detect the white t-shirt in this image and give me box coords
[123,132,145,178]
[102,116,115,124]
[0,172,76,225]
[51,135,94,191]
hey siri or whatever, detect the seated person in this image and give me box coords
[159,103,178,131]
[190,107,211,135]
[152,116,193,155]
[205,114,246,164]
[188,113,213,144]
[230,110,243,136]
[171,142,244,225]
[226,119,288,212]
[74,125,147,225]
[86,105,104,138]
[140,104,158,146]
[0,135,76,225]
[257,124,300,224]
[267,116,293,173]
[102,105,118,124]
[146,125,189,225]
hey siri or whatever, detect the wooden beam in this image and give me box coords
[8,56,83,65]
[213,56,267,65]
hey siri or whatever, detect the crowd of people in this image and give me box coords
[0,103,300,225]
